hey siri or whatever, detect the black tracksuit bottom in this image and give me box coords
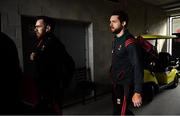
[112,84,134,115]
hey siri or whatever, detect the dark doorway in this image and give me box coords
[171,17,180,59]
[54,20,86,68]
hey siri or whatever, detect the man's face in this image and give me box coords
[110,15,124,34]
[34,19,46,39]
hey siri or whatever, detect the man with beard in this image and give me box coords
[30,16,74,114]
[109,10,143,115]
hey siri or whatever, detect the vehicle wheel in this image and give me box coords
[172,76,179,88]
[144,84,155,102]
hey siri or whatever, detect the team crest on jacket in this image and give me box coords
[118,45,121,50]
[41,45,46,51]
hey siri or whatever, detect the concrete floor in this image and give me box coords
[63,80,180,115]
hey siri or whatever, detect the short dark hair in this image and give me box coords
[36,16,55,32]
[111,10,129,26]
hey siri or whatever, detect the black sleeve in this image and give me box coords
[126,43,144,93]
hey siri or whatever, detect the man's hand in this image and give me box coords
[132,92,142,107]
[30,52,36,61]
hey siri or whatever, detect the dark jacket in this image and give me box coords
[111,30,143,93]
[32,33,74,95]
[0,32,22,114]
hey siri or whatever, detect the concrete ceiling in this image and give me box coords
[140,0,180,15]
[109,0,180,15]
[140,0,179,6]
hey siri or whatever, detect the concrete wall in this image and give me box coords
[0,0,167,94]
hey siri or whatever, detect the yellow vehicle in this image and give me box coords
[137,34,180,101]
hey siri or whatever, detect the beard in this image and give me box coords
[36,34,43,40]
[35,33,41,39]
[35,32,46,39]
[111,27,122,34]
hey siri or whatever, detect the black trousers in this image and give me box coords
[112,84,134,115]
[34,75,63,115]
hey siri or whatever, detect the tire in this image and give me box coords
[171,76,179,88]
[147,85,155,102]
[143,84,155,102]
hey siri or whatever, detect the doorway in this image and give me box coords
[169,16,180,58]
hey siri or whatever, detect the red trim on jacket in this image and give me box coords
[125,38,136,47]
